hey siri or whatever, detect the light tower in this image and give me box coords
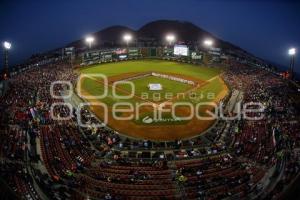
[123,34,132,47]
[3,41,11,79]
[203,39,213,48]
[85,36,95,49]
[202,39,214,65]
[288,48,296,79]
[166,34,176,46]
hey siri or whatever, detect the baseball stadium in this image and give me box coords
[0,3,300,200]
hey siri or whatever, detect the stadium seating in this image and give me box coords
[0,55,299,200]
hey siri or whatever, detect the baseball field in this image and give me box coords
[77,59,228,141]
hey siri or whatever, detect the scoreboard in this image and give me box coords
[174,45,189,56]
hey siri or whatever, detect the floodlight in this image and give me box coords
[85,36,95,49]
[166,34,175,44]
[85,36,94,43]
[203,39,213,47]
[123,34,133,46]
[123,34,132,42]
[288,48,296,56]
[3,41,11,49]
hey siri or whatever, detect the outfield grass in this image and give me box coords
[79,59,221,80]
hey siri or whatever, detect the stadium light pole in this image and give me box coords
[85,36,95,49]
[203,39,214,64]
[3,41,11,79]
[203,39,213,48]
[288,48,296,79]
[166,34,176,46]
[123,34,132,47]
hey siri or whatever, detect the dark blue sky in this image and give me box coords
[0,0,299,72]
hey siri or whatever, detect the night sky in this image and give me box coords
[0,0,299,73]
